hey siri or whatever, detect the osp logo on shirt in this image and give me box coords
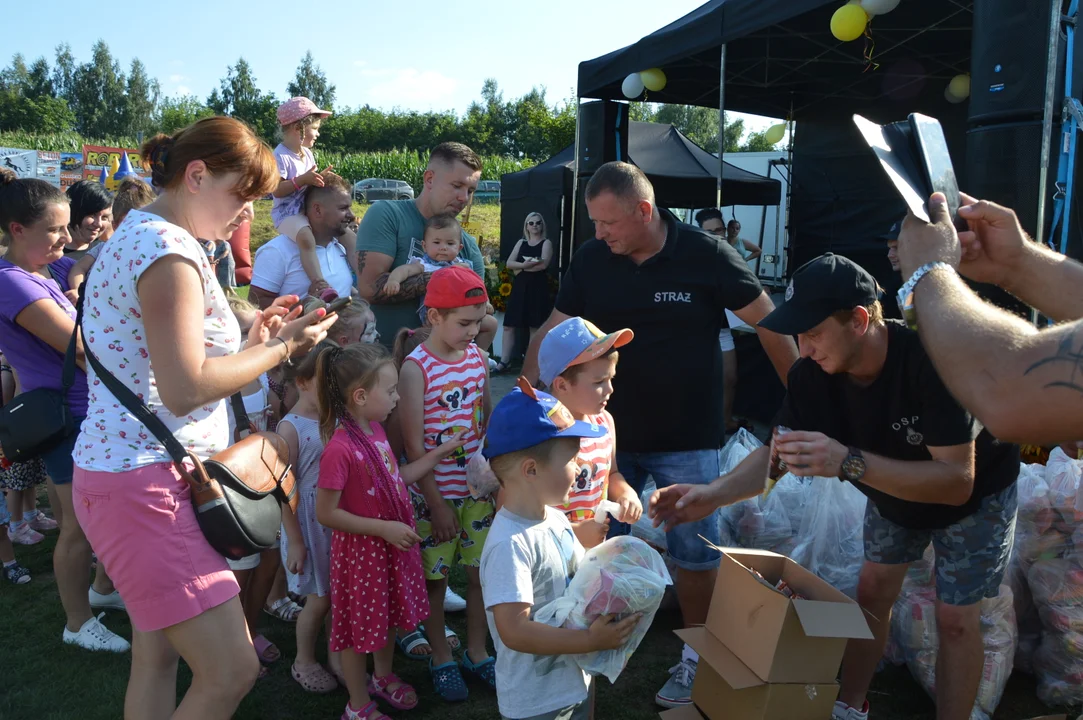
[892,415,924,446]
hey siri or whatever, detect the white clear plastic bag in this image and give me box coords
[890,582,1017,718]
[788,476,867,599]
[466,447,500,499]
[533,535,672,683]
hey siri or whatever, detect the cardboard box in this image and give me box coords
[677,626,838,720]
[704,548,873,684]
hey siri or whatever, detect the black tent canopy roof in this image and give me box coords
[502,120,781,208]
[577,0,974,119]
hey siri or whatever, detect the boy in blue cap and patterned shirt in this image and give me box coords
[479,379,640,720]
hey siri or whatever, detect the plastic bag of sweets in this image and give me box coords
[1033,631,1083,705]
[533,535,672,683]
[892,584,1017,719]
[1045,447,1083,531]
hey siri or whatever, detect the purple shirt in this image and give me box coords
[271,143,316,227]
[0,257,88,417]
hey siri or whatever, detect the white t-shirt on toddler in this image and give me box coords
[480,506,589,720]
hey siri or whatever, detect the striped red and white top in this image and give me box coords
[560,412,614,522]
[404,343,487,500]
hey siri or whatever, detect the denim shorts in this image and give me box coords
[40,418,85,486]
[0,489,9,526]
[614,449,722,571]
[864,484,1018,606]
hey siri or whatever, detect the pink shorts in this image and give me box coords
[74,462,240,632]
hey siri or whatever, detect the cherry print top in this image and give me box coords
[74,210,242,473]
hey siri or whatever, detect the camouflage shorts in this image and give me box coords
[864,484,1018,606]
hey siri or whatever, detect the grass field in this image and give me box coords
[248,200,503,257]
[1,520,1074,719]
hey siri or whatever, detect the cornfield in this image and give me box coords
[0,131,144,152]
[314,149,533,190]
[1,131,536,192]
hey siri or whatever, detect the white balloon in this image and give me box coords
[944,86,966,104]
[861,0,901,15]
[622,73,645,99]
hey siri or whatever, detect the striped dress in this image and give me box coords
[404,343,487,500]
[560,412,615,522]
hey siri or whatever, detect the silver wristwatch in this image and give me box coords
[896,262,954,330]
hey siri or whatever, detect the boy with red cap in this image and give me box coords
[538,317,643,549]
[398,265,496,701]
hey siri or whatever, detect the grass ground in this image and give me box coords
[248,200,502,257]
[0,526,1072,719]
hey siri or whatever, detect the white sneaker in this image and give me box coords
[444,586,467,612]
[62,613,130,652]
[832,700,870,720]
[89,587,126,612]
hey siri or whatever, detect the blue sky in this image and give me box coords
[5,0,777,132]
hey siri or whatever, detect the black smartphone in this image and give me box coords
[909,113,961,225]
[853,113,961,225]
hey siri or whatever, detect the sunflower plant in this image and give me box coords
[485,261,515,312]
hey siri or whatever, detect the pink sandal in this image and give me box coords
[342,700,389,720]
[252,634,280,665]
[368,673,418,710]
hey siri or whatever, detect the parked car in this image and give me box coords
[474,180,501,204]
[353,178,415,203]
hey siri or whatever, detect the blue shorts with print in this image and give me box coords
[864,484,1017,606]
[614,449,722,571]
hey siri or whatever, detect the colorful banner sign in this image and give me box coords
[82,145,152,190]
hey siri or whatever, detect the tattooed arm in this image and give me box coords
[357,249,433,304]
[913,266,1083,445]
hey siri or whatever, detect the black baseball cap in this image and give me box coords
[883,219,903,241]
[759,253,881,335]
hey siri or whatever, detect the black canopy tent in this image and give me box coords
[498,120,780,264]
[572,0,1065,425]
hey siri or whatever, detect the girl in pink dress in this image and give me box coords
[314,343,464,720]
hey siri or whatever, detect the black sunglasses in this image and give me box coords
[527,220,542,226]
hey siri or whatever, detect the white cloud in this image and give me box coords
[356,67,458,107]
[353,60,367,67]
[176,85,191,96]
[169,59,184,68]
[169,74,186,83]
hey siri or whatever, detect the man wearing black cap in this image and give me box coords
[650,253,1020,720]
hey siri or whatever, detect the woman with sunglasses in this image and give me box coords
[495,212,553,373]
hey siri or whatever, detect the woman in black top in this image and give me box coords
[64,180,112,261]
[496,212,553,371]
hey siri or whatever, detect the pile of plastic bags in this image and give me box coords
[889,557,1017,720]
[534,535,672,682]
[1012,449,1083,705]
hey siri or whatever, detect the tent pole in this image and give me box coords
[1037,0,1062,251]
[566,97,583,282]
[717,43,727,209]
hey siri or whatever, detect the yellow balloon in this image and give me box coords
[948,74,970,100]
[765,123,787,145]
[831,4,868,42]
[640,68,667,92]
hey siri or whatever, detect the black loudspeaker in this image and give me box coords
[966,120,1054,240]
[970,0,1081,123]
[577,101,630,174]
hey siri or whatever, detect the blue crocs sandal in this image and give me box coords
[462,653,496,690]
[429,658,468,702]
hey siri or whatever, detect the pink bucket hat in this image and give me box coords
[277,97,332,126]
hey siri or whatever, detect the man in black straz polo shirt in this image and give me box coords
[650,254,1019,720]
[523,161,799,709]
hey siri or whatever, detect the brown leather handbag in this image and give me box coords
[81,312,298,561]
